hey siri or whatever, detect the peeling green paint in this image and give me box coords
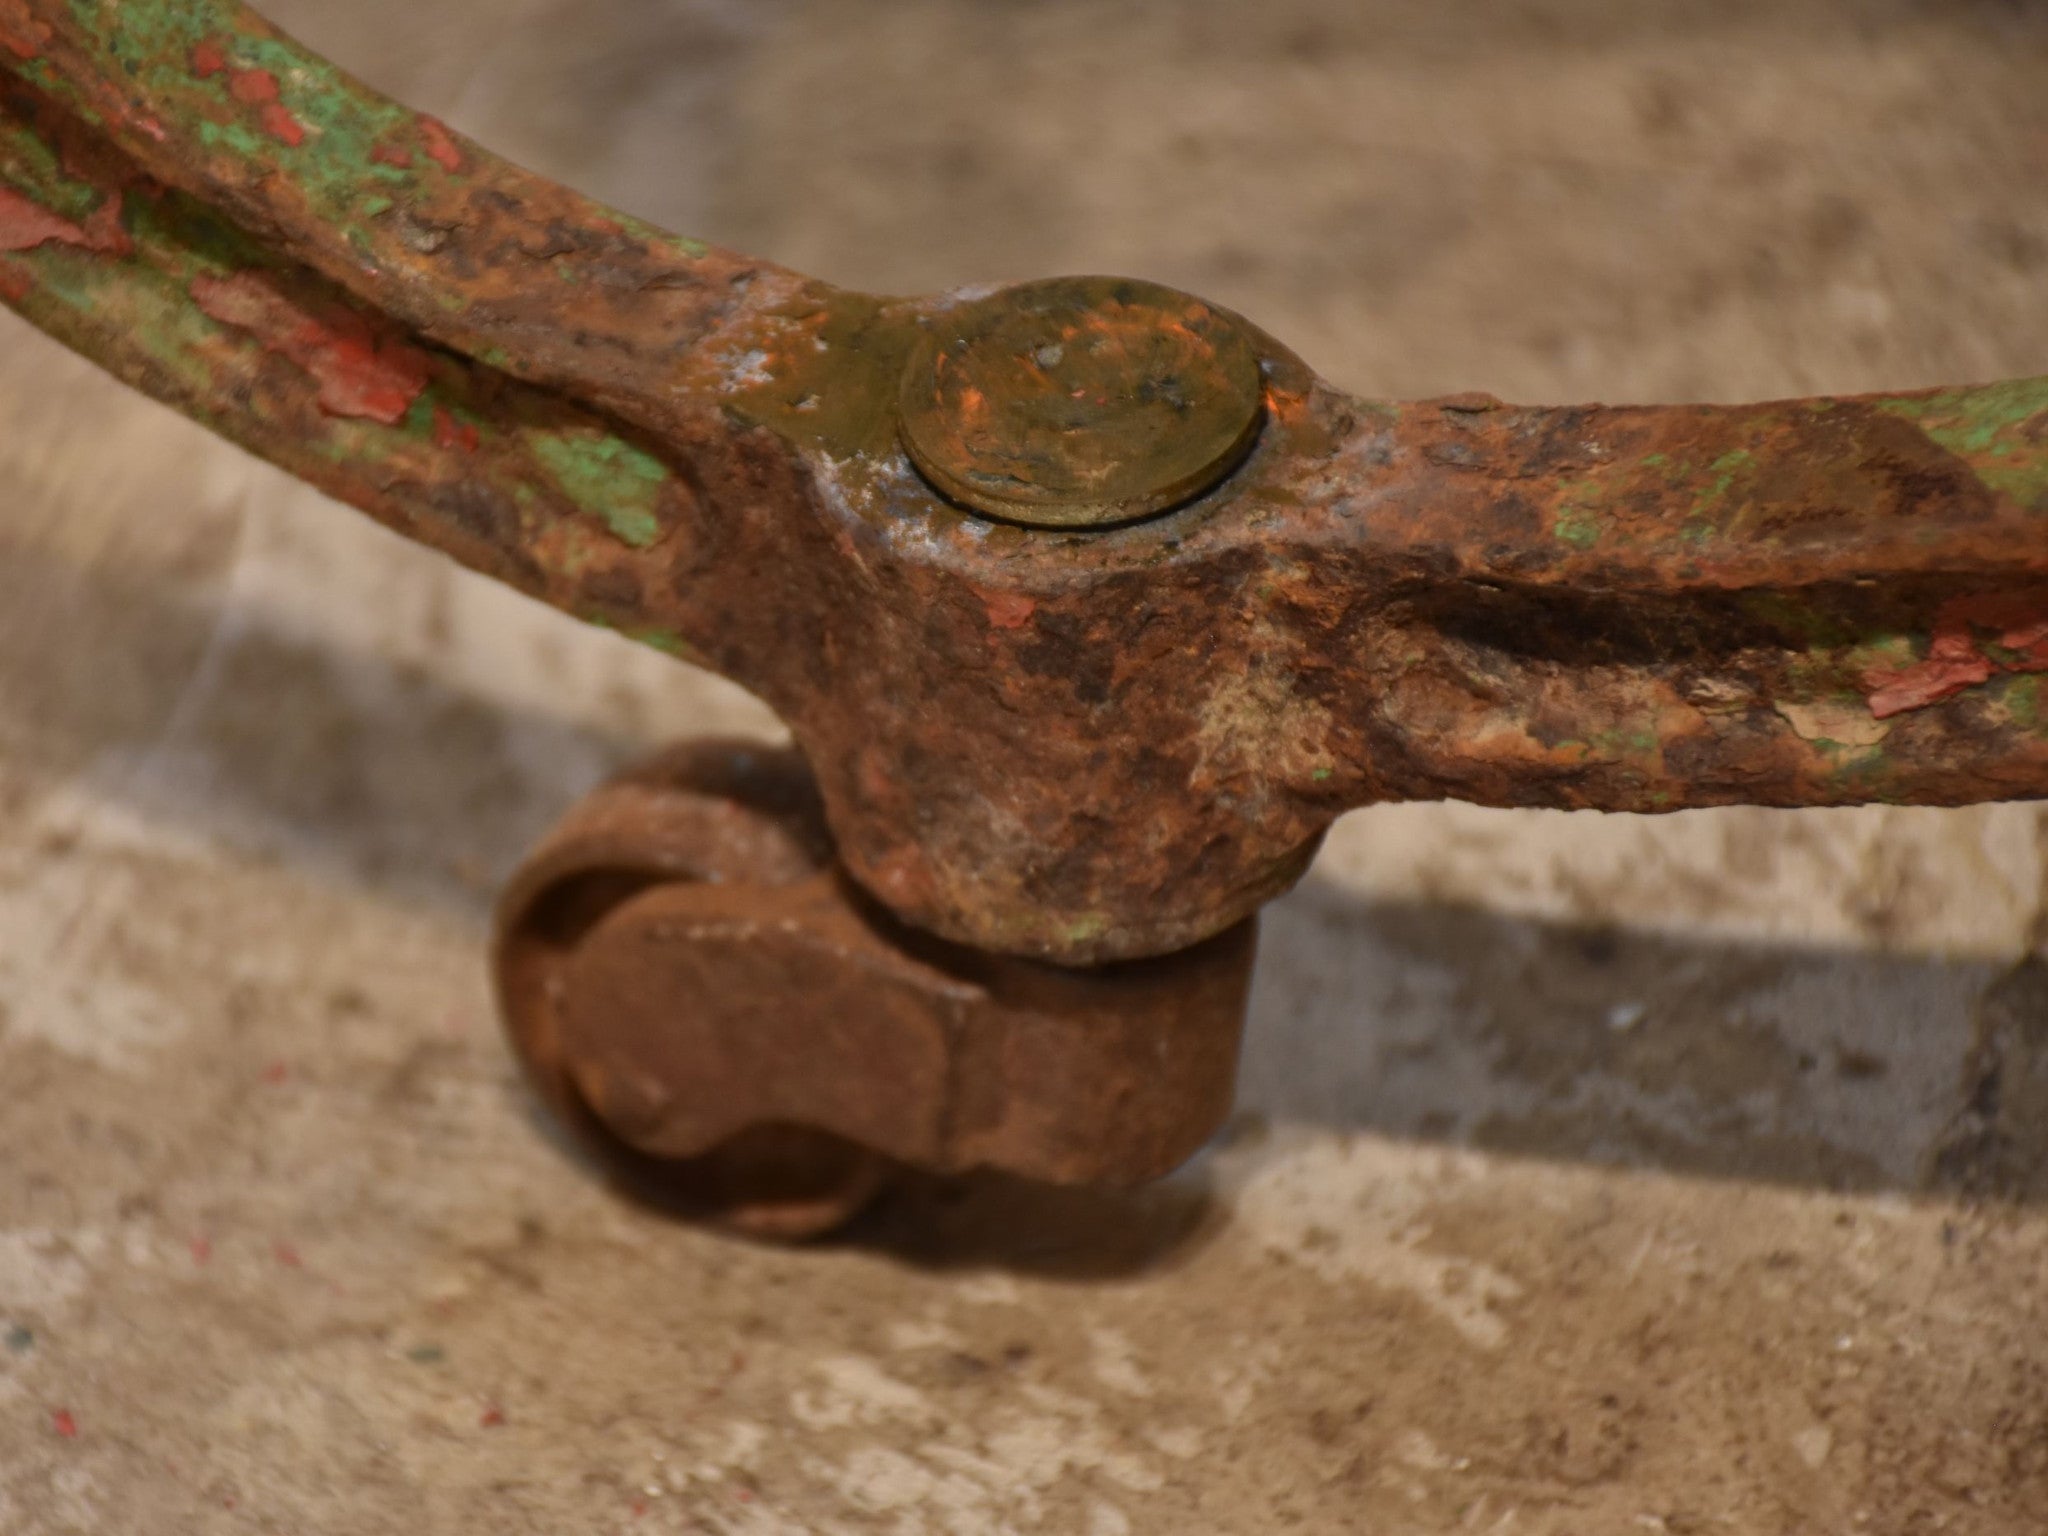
[0,85,709,654]
[1064,914,1111,946]
[527,427,671,548]
[11,0,724,407]
[1877,377,2048,507]
[626,628,703,662]
[1589,726,1660,758]
[1693,447,1753,519]
[1882,377,2048,452]
[1741,591,1862,651]
[1546,471,1612,549]
[2006,674,2043,732]
[612,209,708,262]
[580,615,698,661]
[1553,497,1602,550]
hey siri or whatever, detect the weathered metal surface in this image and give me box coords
[4,0,2047,970]
[0,73,706,613]
[494,743,1255,1236]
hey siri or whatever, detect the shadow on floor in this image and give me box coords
[1238,878,2046,1204]
[824,885,2044,1279]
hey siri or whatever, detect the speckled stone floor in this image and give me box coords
[3,3,2047,1531]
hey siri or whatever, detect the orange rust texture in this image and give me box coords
[0,8,47,62]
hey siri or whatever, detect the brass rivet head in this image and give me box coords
[897,276,1266,529]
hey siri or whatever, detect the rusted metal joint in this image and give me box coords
[495,742,1253,1237]
[5,1,2045,1231]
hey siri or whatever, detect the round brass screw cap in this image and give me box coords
[898,276,1266,529]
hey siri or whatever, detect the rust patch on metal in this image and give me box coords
[972,584,1038,631]
[0,9,46,61]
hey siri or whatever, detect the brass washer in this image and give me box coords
[898,275,1266,529]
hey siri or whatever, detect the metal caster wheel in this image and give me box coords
[493,741,1258,1240]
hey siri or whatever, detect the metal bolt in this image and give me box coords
[897,276,1267,529]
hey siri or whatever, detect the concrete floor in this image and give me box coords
[4,1,2048,1530]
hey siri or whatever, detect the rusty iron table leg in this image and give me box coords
[4,0,2046,1232]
